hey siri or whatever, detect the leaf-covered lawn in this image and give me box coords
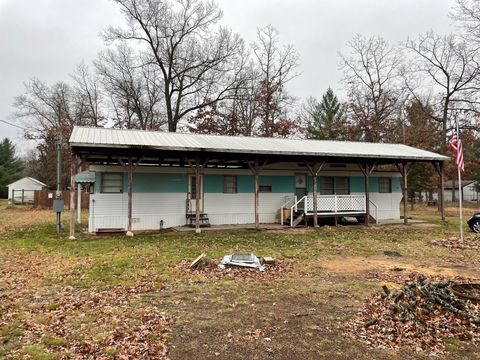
[0,200,479,359]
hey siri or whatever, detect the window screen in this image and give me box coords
[379,177,392,193]
[320,176,334,195]
[223,175,237,193]
[335,177,350,195]
[101,173,123,193]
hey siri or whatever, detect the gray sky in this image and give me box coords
[0,0,454,152]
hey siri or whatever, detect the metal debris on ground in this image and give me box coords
[383,251,402,257]
[219,253,265,272]
[348,274,480,353]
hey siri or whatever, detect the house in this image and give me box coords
[443,180,478,202]
[69,126,448,234]
[7,177,46,204]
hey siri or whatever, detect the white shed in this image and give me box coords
[7,177,47,204]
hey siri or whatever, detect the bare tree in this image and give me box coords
[404,31,480,146]
[451,0,480,44]
[72,62,104,127]
[95,44,165,130]
[252,25,300,137]
[106,0,249,132]
[340,34,404,142]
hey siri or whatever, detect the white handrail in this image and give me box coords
[369,199,379,224]
[290,195,307,227]
[280,195,296,225]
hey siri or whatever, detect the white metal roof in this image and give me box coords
[7,176,46,188]
[69,126,448,162]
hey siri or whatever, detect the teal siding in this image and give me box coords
[368,177,379,192]
[260,175,294,193]
[203,174,223,193]
[238,175,254,193]
[132,173,186,192]
[350,176,364,192]
[392,177,402,192]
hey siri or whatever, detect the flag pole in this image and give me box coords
[455,117,464,242]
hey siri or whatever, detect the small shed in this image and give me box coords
[7,177,46,204]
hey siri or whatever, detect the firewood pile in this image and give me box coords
[348,275,480,353]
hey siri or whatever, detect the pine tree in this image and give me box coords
[0,138,24,198]
[306,88,347,140]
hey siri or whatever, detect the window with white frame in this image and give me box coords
[223,175,237,193]
[101,173,123,193]
[379,177,392,193]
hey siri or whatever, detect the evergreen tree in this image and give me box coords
[0,138,24,198]
[306,88,347,140]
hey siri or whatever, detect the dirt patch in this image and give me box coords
[321,256,480,280]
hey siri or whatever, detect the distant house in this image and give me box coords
[443,180,478,202]
[7,177,46,204]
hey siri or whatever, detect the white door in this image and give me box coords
[188,175,204,213]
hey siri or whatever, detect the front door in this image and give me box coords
[294,173,307,211]
[188,175,204,213]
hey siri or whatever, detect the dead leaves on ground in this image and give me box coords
[0,251,172,359]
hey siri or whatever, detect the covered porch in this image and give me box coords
[68,127,449,237]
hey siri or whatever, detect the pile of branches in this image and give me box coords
[348,275,480,353]
[431,235,480,250]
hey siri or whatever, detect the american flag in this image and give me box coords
[449,132,465,173]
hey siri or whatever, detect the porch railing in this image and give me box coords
[285,194,378,227]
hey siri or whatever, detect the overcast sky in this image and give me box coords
[0,0,455,152]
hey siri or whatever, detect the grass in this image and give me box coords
[0,199,479,359]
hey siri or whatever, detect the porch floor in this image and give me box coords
[172,219,426,232]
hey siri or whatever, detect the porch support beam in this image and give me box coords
[69,156,80,240]
[358,162,376,226]
[433,161,445,221]
[117,156,143,235]
[304,160,325,227]
[187,158,209,233]
[247,159,268,230]
[395,162,412,225]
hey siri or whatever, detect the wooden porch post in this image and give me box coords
[396,162,411,225]
[195,158,201,234]
[305,161,325,227]
[433,161,446,221]
[247,159,268,230]
[69,157,77,240]
[359,162,375,226]
[117,156,142,236]
[127,157,133,234]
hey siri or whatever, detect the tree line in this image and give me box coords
[10,0,480,201]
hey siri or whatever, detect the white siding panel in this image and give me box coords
[368,192,402,220]
[204,193,290,225]
[89,192,186,231]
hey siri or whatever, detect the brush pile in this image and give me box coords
[348,275,480,353]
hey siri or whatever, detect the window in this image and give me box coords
[379,177,392,193]
[223,175,237,193]
[320,176,350,195]
[320,177,334,195]
[335,177,350,195]
[259,185,272,192]
[101,173,123,193]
